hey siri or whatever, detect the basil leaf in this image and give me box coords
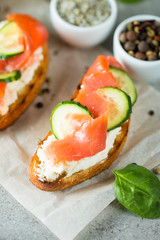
[113,164,160,219]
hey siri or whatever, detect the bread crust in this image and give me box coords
[29,70,130,191]
[0,43,48,130]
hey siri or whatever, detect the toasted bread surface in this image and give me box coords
[29,71,130,191]
[0,43,48,130]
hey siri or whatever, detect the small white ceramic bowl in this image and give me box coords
[50,0,117,48]
[113,15,160,84]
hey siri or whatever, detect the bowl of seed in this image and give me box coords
[113,15,160,83]
[50,0,117,48]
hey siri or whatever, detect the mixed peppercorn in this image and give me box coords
[119,20,160,61]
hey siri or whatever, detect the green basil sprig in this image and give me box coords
[113,164,160,219]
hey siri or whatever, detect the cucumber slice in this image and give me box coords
[50,101,91,139]
[97,87,132,131]
[0,70,21,83]
[0,21,24,60]
[109,67,137,106]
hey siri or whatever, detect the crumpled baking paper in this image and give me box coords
[1,32,160,240]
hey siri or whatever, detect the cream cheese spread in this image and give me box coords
[0,21,8,32]
[37,127,121,182]
[0,47,43,115]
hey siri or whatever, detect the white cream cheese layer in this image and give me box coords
[36,127,121,182]
[0,47,43,115]
[0,21,8,31]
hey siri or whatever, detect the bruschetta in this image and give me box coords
[0,13,49,130]
[29,56,137,191]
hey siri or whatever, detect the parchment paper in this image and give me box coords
[1,1,160,239]
[1,35,160,240]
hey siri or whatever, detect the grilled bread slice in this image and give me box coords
[29,77,130,191]
[0,43,48,130]
[29,120,129,191]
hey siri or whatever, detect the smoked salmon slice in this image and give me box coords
[82,72,117,91]
[82,56,118,91]
[106,56,123,70]
[75,88,109,118]
[0,34,32,73]
[7,14,48,52]
[84,55,110,78]
[45,112,108,163]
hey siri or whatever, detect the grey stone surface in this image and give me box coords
[0,0,160,240]
[75,199,160,240]
[0,186,58,240]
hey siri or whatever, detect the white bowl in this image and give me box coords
[50,0,117,48]
[113,15,160,84]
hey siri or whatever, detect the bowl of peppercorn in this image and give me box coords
[50,0,117,48]
[113,15,160,83]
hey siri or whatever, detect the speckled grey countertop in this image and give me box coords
[0,0,160,239]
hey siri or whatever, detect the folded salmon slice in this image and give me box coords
[82,56,118,91]
[75,88,109,118]
[84,55,110,78]
[82,72,117,91]
[45,112,108,164]
[105,56,123,70]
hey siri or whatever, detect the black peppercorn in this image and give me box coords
[124,41,136,51]
[146,37,152,44]
[139,32,147,41]
[35,102,44,109]
[126,30,137,41]
[138,41,149,53]
[148,110,154,116]
[135,52,146,60]
[157,26,160,35]
[119,32,126,43]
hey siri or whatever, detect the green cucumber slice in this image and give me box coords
[50,101,91,139]
[0,70,21,83]
[0,21,24,60]
[97,87,132,131]
[109,67,137,106]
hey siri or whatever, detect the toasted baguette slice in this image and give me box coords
[29,120,129,191]
[29,76,130,191]
[0,43,48,130]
